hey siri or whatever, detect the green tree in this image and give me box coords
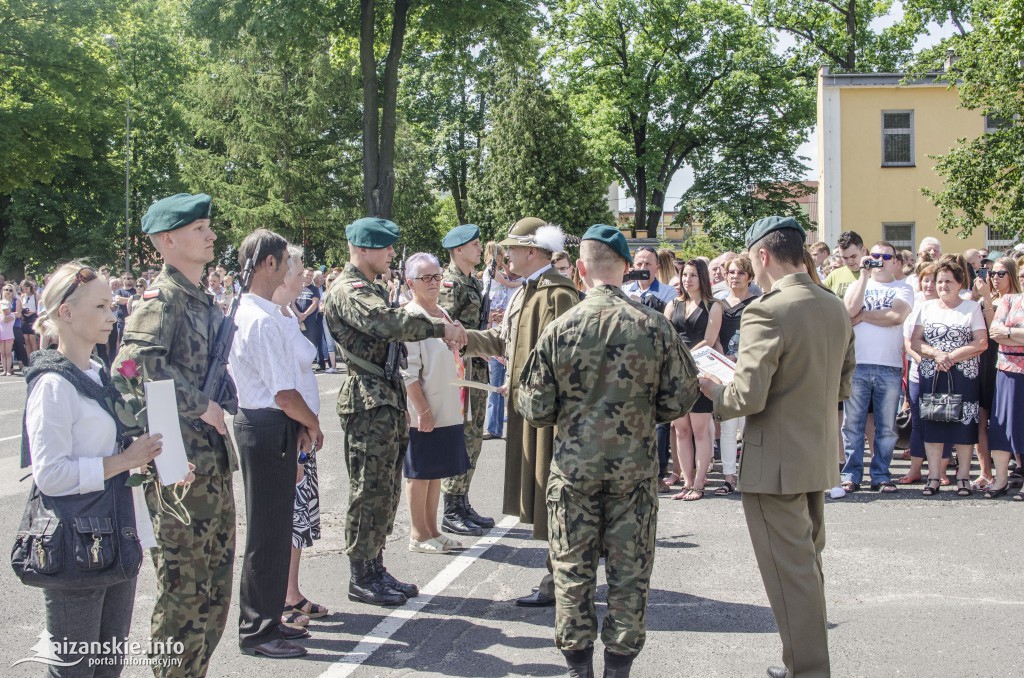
[469,57,612,243]
[923,0,1023,239]
[549,0,813,238]
[750,0,921,72]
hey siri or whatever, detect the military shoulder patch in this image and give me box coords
[442,281,455,288]
[142,289,160,300]
[352,281,365,289]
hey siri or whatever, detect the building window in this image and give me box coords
[883,222,915,251]
[987,224,1016,250]
[882,111,914,166]
[985,114,1011,133]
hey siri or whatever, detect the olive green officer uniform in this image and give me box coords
[113,197,238,678]
[517,226,699,667]
[709,217,856,678]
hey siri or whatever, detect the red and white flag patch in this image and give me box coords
[142,289,160,300]
[442,281,454,288]
[352,281,365,289]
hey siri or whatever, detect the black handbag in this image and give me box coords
[11,471,143,590]
[918,372,963,423]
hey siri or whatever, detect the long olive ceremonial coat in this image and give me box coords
[466,269,579,539]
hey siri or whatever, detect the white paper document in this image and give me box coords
[450,378,503,394]
[144,379,191,486]
[690,346,736,384]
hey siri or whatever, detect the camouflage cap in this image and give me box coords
[141,193,212,235]
[498,217,547,249]
[442,224,480,249]
[346,217,400,249]
[744,215,806,249]
[582,224,632,265]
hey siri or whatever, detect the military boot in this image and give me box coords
[373,549,419,598]
[442,494,483,536]
[562,647,594,678]
[463,497,495,528]
[603,650,635,678]
[348,559,406,606]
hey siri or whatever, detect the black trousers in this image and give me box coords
[234,407,300,648]
[301,316,325,369]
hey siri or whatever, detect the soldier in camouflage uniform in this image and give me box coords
[112,193,237,678]
[437,224,495,536]
[518,225,700,678]
[322,217,467,606]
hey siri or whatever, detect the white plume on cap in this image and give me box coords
[532,223,566,254]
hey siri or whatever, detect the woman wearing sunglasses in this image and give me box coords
[22,263,166,672]
[983,257,1024,498]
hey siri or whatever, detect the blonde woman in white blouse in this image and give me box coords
[23,262,166,674]
[402,253,472,554]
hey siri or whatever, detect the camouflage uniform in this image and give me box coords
[322,262,446,560]
[517,285,699,656]
[112,264,237,678]
[437,261,488,496]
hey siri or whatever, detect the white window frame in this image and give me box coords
[882,222,915,251]
[881,110,915,167]
[986,224,1015,250]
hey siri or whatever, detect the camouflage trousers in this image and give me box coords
[546,474,658,656]
[342,406,408,560]
[442,358,488,496]
[146,471,236,678]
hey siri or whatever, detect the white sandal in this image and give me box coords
[433,534,464,551]
[408,537,447,554]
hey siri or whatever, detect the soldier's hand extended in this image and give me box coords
[123,432,163,468]
[443,321,468,350]
[200,400,227,434]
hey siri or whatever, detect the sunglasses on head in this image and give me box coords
[870,253,895,260]
[59,267,99,306]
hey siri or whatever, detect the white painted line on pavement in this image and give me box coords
[0,409,21,415]
[317,514,520,678]
[0,380,24,387]
[0,434,21,443]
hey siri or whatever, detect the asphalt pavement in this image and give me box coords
[1,370,1022,677]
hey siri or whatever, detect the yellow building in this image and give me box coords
[817,63,1008,253]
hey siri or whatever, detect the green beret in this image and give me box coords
[582,224,632,265]
[346,217,400,249]
[985,250,1005,263]
[442,224,480,249]
[141,193,212,235]
[744,216,806,249]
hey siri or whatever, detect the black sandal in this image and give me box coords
[1013,491,1024,502]
[956,478,972,497]
[922,478,941,496]
[287,597,329,619]
[983,485,1009,499]
[714,481,735,496]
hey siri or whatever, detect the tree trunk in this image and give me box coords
[647,187,665,238]
[359,0,411,219]
[846,0,856,71]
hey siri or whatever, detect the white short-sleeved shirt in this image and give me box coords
[846,278,915,368]
[229,294,301,410]
[26,361,116,496]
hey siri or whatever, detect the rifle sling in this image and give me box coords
[337,344,388,379]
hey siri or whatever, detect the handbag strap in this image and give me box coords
[930,369,954,395]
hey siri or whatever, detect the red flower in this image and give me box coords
[117,359,141,380]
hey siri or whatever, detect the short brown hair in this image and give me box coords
[725,254,754,279]
[934,260,965,287]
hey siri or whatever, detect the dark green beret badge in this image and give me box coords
[582,224,632,264]
[346,217,400,249]
[744,216,806,249]
[442,224,480,249]
[141,193,212,235]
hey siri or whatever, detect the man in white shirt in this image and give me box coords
[622,246,676,311]
[840,240,914,494]
[229,229,324,659]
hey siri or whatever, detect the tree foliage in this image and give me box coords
[924,0,1023,239]
[469,56,612,243]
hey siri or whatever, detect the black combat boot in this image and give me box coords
[373,549,419,598]
[463,496,495,528]
[348,558,406,606]
[603,650,635,678]
[562,647,594,678]
[442,494,483,536]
